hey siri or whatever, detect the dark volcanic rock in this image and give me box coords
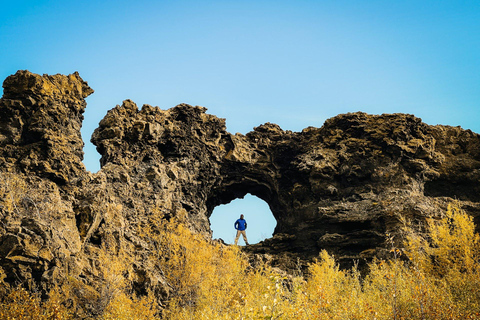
[0,70,93,184]
[90,92,480,267]
[1,71,480,306]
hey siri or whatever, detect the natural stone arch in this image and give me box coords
[88,100,480,264]
[206,179,278,219]
[204,171,285,244]
[2,71,480,299]
[210,193,277,244]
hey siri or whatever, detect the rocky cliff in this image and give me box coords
[1,71,480,307]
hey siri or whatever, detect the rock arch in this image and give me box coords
[91,98,480,264]
[2,71,480,296]
[210,193,276,244]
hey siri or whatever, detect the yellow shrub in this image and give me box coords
[0,286,72,320]
[411,202,480,318]
[102,291,157,320]
[2,178,480,320]
[427,202,480,275]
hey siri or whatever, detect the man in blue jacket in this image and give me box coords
[234,214,249,245]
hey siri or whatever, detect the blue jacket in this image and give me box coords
[234,218,247,231]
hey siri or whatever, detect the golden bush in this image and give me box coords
[1,173,480,319]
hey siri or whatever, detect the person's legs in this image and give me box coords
[234,230,241,245]
[235,230,249,245]
[241,230,249,245]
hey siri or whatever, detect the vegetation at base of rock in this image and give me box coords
[2,71,480,318]
[1,199,479,319]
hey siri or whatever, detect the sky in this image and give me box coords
[1,0,479,244]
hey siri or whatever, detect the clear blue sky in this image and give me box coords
[1,0,479,244]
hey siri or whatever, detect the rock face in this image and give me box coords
[91,100,480,267]
[0,70,93,184]
[1,71,480,303]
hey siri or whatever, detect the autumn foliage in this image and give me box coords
[1,188,480,319]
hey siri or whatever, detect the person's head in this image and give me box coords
[240,214,244,219]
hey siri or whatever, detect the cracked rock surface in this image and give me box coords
[1,70,480,301]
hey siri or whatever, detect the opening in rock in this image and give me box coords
[210,194,277,245]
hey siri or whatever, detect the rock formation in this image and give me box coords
[0,70,93,184]
[1,71,480,308]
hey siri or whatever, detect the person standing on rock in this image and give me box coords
[234,214,249,245]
